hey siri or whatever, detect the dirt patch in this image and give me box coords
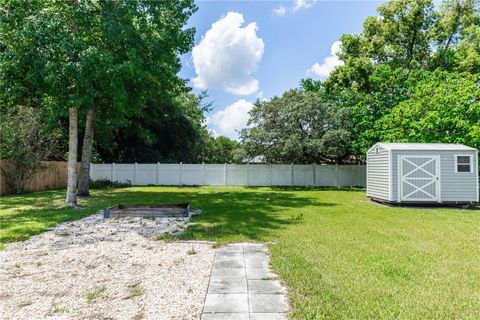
[0,213,215,320]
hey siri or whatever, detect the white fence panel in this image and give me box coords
[272,165,292,186]
[205,164,225,185]
[337,165,358,187]
[158,164,180,185]
[181,164,203,185]
[115,164,135,184]
[351,165,367,187]
[226,165,248,186]
[136,164,157,185]
[248,165,271,186]
[316,165,338,186]
[293,165,314,186]
[90,163,366,187]
[90,163,113,181]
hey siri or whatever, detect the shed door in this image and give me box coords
[399,155,440,202]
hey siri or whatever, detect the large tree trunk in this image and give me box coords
[65,107,78,207]
[77,107,96,197]
[66,0,79,206]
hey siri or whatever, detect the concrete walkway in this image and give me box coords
[201,243,288,320]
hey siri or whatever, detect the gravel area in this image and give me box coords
[0,213,215,320]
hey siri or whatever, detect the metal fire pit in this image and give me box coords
[103,203,192,219]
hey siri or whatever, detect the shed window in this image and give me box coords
[375,147,379,155]
[455,155,472,173]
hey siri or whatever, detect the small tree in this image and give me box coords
[0,106,60,194]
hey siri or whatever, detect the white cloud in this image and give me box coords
[294,0,317,11]
[192,12,264,96]
[273,0,316,18]
[273,6,286,16]
[210,99,254,138]
[307,41,343,79]
[204,117,220,137]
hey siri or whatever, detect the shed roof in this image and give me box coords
[374,142,477,151]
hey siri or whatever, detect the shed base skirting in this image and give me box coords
[368,197,478,207]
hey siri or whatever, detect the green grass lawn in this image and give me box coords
[1,186,479,319]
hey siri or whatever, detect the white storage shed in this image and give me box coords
[367,143,478,204]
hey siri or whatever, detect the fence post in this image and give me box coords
[111,163,115,182]
[224,163,227,186]
[270,164,273,186]
[156,162,160,185]
[335,165,339,187]
[313,163,316,186]
[290,163,294,186]
[134,162,137,185]
[179,162,182,186]
[203,162,206,186]
[246,162,250,186]
[89,163,92,184]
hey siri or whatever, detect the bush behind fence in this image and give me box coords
[90,163,367,187]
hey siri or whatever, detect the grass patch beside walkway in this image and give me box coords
[1,186,479,319]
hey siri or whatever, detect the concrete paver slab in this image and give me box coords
[201,313,249,320]
[216,251,244,259]
[243,244,268,252]
[214,258,245,269]
[217,244,244,252]
[247,280,285,294]
[245,258,269,269]
[250,313,288,320]
[244,251,269,259]
[208,278,248,294]
[202,243,288,319]
[248,294,289,313]
[245,268,278,280]
[203,294,249,313]
[211,268,246,278]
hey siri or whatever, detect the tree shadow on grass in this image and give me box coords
[121,189,335,243]
[266,186,365,192]
[0,187,335,245]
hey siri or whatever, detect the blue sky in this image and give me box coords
[180,0,385,139]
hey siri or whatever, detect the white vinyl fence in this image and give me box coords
[90,163,366,187]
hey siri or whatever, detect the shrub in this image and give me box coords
[0,106,60,194]
[89,179,131,189]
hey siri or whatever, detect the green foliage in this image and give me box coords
[1,0,197,113]
[94,92,211,163]
[89,179,131,190]
[125,282,144,299]
[323,0,480,154]
[0,0,200,162]
[156,233,179,242]
[241,0,479,159]
[379,71,480,148]
[432,0,480,73]
[200,136,243,163]
[342,65,413,152]
[340,65,480,152]
[300,78,323,92]
[0,106,61,193]
[85,288,105,304]
[94,90,242,164]
[240,89,352,163]
[320,129,352,161]
[52,304,67,314]
[328,0,479,90]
